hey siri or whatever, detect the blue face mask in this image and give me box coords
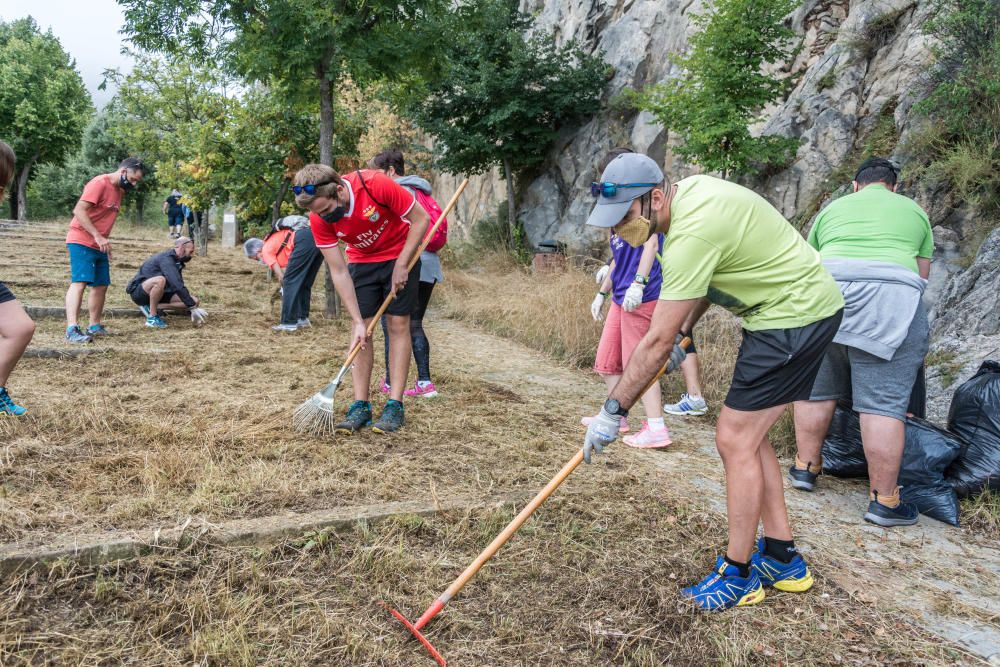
[120,172,135,191]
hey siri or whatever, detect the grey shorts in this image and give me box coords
[809,301,929,421]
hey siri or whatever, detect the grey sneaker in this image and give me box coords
[372,400,405,434]
[663,393,708,416]
[335,400,373,435]
[86,323,109,336]
[272,322,299,332]
[296,317,312,328]
[65,325,93,344]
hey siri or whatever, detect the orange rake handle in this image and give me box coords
[334,179,469,375]
[389,337,692,664]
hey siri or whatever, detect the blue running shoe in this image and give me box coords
[372,399,405,433]
[65,325,92,344]
[145,315,168,329]
[335,400,373,435]
[0,387,27,416]
[681,556,765,611]
[788,464,819,492]
[751,538,814,592]
[864,495,918,527]
[139,305,151,318]
[87,323,109,336]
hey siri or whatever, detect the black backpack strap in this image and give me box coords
[357,170,389,210]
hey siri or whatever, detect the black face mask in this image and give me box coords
[120,173,135,191]
[321,205,345,223]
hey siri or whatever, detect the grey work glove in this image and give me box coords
[667,333,688,374]
[190,307,208,327]
[583,408,621,463]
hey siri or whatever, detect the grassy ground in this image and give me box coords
[0,226,991,664]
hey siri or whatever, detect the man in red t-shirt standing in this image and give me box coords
[293,163,430,434]
[63,157,146,343]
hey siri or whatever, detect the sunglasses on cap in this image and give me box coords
[590,181,660,198]
[292,180,335,196]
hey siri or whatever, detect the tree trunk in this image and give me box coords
[15,153,37,222]
[503,156,516,249]
[324,264,341,318]
[317,57,335,168]
[272,176,290,222]
[7,188,16,221]
[193,210,209,256]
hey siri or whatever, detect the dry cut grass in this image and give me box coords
[0,476,973,666]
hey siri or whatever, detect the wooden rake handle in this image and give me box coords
[420,336,693,625]
[336,178,470,373]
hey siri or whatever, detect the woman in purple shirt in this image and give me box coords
[584,229,671,448]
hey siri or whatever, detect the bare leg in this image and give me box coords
[860,413,905,497]
[0,300,35,386]
[758,434,793,540]
[352,317,375,402]
[792,399,836,467]
[680,352,704,398]
[88,285,108,326]
[386,314,412,403]
[65,282,86,328]
[715,404,789,562]
[639,382,663,421]
[142,277,166,316]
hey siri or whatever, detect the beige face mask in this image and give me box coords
[615,215,653,248]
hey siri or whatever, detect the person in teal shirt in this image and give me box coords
[792,157,933,528]
[580,153,844,612]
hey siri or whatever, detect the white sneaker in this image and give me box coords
[663,393,708,416]
[296,318,312,328]
[271,323,299,332]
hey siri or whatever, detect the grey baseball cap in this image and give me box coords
[585,153,664,228]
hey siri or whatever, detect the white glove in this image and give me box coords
[591,293,607,322]
[190,307,208,326]
[595,264,610,285]
[583,408,621,463]
[622,282,644,312]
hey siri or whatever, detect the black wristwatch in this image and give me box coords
[603,398,628,418]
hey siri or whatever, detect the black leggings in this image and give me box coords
[380,280,435,385]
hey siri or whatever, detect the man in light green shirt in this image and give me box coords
[580,153,844,612]
[792,158,933,528]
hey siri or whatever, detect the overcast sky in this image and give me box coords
[0,0,132,109]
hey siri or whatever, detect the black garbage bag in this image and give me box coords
[821,403,866,478]
[899,417,963,525]
[820,407,963,525]
[946,360,1000,498]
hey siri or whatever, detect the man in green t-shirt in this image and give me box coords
[791,158,933,528]
[580,153,843,612]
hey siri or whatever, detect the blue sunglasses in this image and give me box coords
[292,180,334,196]
[590,181,659,198]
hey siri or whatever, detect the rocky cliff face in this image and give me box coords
[441,0,998,415]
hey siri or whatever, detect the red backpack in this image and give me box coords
[413,189,448,253]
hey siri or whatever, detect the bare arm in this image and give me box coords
[72,200,111,254]
[635,234,659,281]
[609,299,699,409]
[600,259,616,293]
[320,245,369,353]
[681,297,711,334]
[917,257,931,280]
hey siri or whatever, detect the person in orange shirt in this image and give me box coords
[243,216,323,332]
[63,157,146,343]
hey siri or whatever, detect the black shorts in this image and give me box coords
[128,284,177,307]
[725,309,843,412]
[0,281,15,304]
[348,258,421,319]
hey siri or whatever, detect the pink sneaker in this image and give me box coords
[404,381,438,398]
[623,421,672,449]
[580,415,630,434]
[380,378,391,394]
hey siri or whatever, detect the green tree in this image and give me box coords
[27,111,131,221]
[911,0,1000,220]
[635,0,799,179]
[409,0,607,244]
[0,17,92,220]
[117,0,447,167]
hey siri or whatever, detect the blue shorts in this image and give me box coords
[67,243,111,286]
[168,211,185,227]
